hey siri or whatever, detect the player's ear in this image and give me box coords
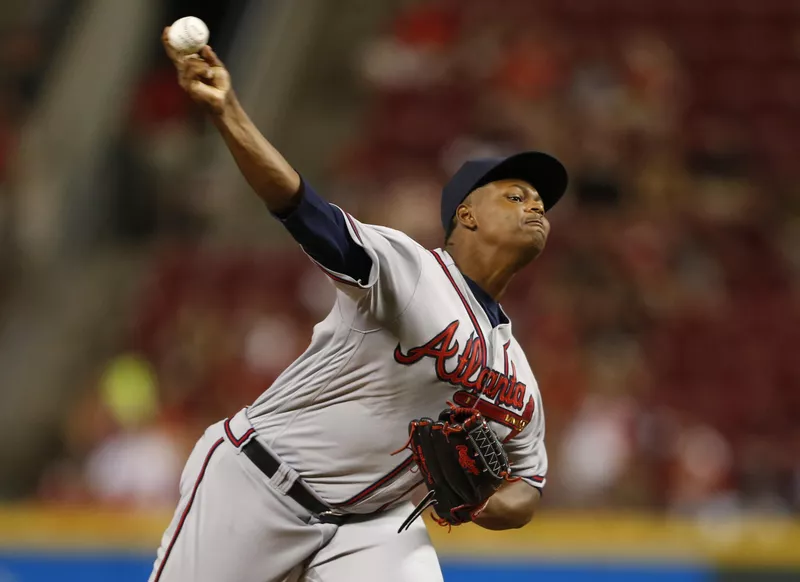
[455,203,477,231]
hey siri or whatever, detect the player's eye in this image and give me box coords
[508,195,523,202]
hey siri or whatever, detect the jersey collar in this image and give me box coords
[436,250,510,328]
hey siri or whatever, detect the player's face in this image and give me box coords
[470,179,550,255]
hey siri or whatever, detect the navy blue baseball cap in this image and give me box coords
[440,151,568,235]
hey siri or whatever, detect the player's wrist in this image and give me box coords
[210,91,241,125]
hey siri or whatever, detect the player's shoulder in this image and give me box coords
[346,215,429,254]
[365,223,427,251]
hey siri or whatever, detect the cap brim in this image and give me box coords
[476,152,568,211]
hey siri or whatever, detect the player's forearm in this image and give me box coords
[472,480,540,530]
[211,94,301,214]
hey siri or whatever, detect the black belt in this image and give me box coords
[241,437,349,525]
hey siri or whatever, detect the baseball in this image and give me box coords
[167,16,210,55]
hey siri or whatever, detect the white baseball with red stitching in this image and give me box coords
[168,16,210,55]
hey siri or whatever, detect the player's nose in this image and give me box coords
[524,204,544,216]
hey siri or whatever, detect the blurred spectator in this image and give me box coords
[359,0,460,91]
[112,66,208,244]
[557,392,637,507]
[666,421,737,516]
[39,354,186,508]
[0,0,80,297]
[619,33,683,144]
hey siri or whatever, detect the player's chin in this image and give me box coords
[528,222,549,243]
[515,231,547,259]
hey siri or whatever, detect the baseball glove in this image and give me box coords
[396,405,516,532]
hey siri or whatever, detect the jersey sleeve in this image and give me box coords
[504,392,548,490]
[275,179,423,322]
[274,179,373,284]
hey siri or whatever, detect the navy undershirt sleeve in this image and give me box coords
[272,179,373,284]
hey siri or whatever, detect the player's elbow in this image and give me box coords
[473,502,535,530]
[516,505,538,528]
[501,501,536,530]
[473,486,539,530]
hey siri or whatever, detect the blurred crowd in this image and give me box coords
[109,0,242,245]
[37,0,800,517]
[0,0,77,299]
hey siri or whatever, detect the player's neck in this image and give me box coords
[446,243,523,301]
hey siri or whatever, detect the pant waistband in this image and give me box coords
[224,409,349,525]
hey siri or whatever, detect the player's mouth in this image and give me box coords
[524,218,544,230]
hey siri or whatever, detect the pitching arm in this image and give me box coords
[211,94,301,214]
[166,37,301,212]
[161,26,307,213]
[161,28,371,282]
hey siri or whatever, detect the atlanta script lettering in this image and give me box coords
[394,321,534,440]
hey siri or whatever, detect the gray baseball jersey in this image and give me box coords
[247,211,547,512]
[150,199,547,582]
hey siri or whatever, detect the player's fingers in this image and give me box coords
[162,27,182,63]
[182,57,214,81]
[200,45,224,67]
[188,80,224,105]
[178,60,210,88]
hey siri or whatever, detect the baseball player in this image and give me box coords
[151,28,568,582]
